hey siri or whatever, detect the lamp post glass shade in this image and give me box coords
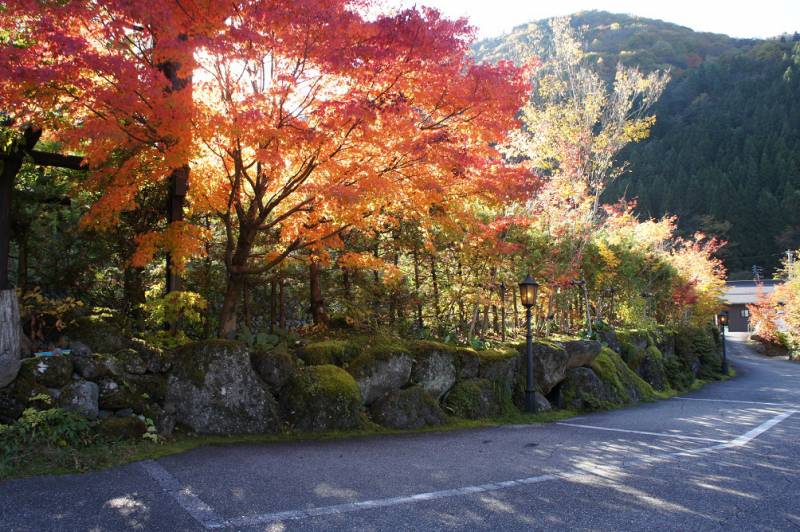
[519,275,539,308]
[718,312,729,326]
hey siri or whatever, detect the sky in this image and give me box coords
[394,0,800,40]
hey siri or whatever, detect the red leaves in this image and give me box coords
[1,0,530,273]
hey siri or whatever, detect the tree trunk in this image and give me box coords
[467,305,480,341]
[165,168,188,293]
[17,231,28,291]
[342,267,351,298]
[500,284,506,342]
[513,285,519,333]
[219,272,245,336]
[0,289,22,388]
[0,155,23,291]
[269,279,277,333]
[242,277,251,328]
[412,244,423,330]
[123,266,147,330]
[278,276,286,330]
[310,260,327,325]
[430,255,440,330]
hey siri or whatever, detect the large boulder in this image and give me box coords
[166,340,279,434]
[595,327,622,354]
[523,341,570,395]
[59,380,100,420]
[348,351,413,405]
[113,348,148,375]
[96,415,147,440]
[126,374,168,403]
[478,348,519,393]
[635,346,668,391]
[98,378,146,412]
[409,345,456,400]
[250,347,297,391]
[297,339,359,366]
[0,388,24,423]
[590,347,655,405]
[369,385,445,429]
[453,349,480,380]
[17,355,73,388]
[444,378,505,419]
[281,365,363,431]
[563,340,601,369]
[655,329,676,359]
[556,367,615,410]
[128,338,170,373]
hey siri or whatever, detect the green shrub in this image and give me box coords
[0,408,93,469]
[664,355,694,391]
[676,325,721,379]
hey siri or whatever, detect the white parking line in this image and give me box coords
[556,422,728,443]
[214,474,560,529]
[142,410,795,529]
[672,397,790,407]
[140,460,225,529]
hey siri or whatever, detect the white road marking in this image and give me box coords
[149,410,796,529]
[212,474,560,529]
[672,397,790,407]
[139,460,225,529]
[726,410,797,447]
[555,422,728,443]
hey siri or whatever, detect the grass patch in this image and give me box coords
[1,409,577,482]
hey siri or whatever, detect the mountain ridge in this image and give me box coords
[474,11,800,277]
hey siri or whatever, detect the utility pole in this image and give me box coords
[752,265,763,282]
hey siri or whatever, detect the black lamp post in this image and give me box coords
[519,275,540,413]
[718,311,729,374]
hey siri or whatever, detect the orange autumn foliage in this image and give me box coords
[1,0,530,333]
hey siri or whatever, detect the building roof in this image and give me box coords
[723,280,781,305]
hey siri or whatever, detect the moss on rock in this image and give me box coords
[64,316,129,354]
[96,415,147,440]
[166,340,280,435]
[443,378,508,419]
[250,346,297,390]
[557,367,616,410]
[16,356,73,389]
[298,339,357,366]
[590,347,655,404]
[281,365,364,431]
[369,385,445,429]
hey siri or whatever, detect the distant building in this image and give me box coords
[722,280,781,332]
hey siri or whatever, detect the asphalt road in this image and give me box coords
[2,333,799,531]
